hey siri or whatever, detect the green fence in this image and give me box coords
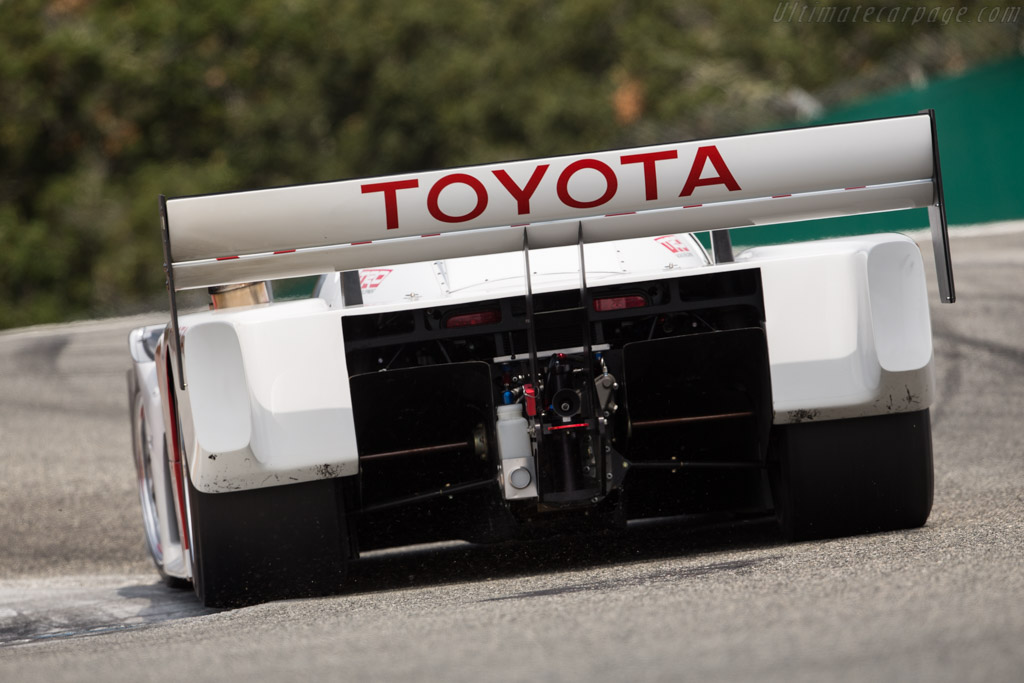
[729,56,1024,246]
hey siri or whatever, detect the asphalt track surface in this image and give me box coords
[1,225,1022,682]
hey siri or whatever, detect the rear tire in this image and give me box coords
[184,465,352,608]
[770,409,934,541]
[129,382,189,589]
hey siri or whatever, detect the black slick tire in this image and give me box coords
[185,468,351,608]
[770,409,934,542]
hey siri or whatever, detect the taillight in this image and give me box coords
[593,295,647,312]
[444,309,501,328]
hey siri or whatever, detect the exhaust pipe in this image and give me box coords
[208,282,271,310]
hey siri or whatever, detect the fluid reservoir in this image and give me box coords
[496,404,531,461]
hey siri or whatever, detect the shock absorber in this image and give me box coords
[542,354,586,494]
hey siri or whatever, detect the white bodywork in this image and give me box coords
[151,229,933,497]
[176,300,358,492]
[745,234,933,422]
[132,113,952,582]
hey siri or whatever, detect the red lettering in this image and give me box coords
[361,179,419,230]
[620,150,677,201]
[556,159,618,209]
[427,173,489,223]
[493,165,549,215]
[655,235,690,254]
[679,146,741,197]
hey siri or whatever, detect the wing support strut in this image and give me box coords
[923,109,955,304]
[575,222,607,492]
[160,195,187,391]
[522,229,542,455]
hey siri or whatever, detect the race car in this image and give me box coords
[128,111,954,607]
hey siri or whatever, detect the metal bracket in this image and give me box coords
[710,230,735,264]
[160,195,187,391]
[522,229,542,454]
[341,270,363,306]
[576,222,595,369]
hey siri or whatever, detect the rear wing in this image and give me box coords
[161,111,953,385]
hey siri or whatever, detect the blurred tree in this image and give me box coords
[0,0,1020,327]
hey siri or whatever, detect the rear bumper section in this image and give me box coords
[338,268,776,545]
[346,325,775,547]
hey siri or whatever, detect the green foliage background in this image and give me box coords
[0,0,1020,328]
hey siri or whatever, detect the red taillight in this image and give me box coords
[444,309,501,328]
[593,295,647,312]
